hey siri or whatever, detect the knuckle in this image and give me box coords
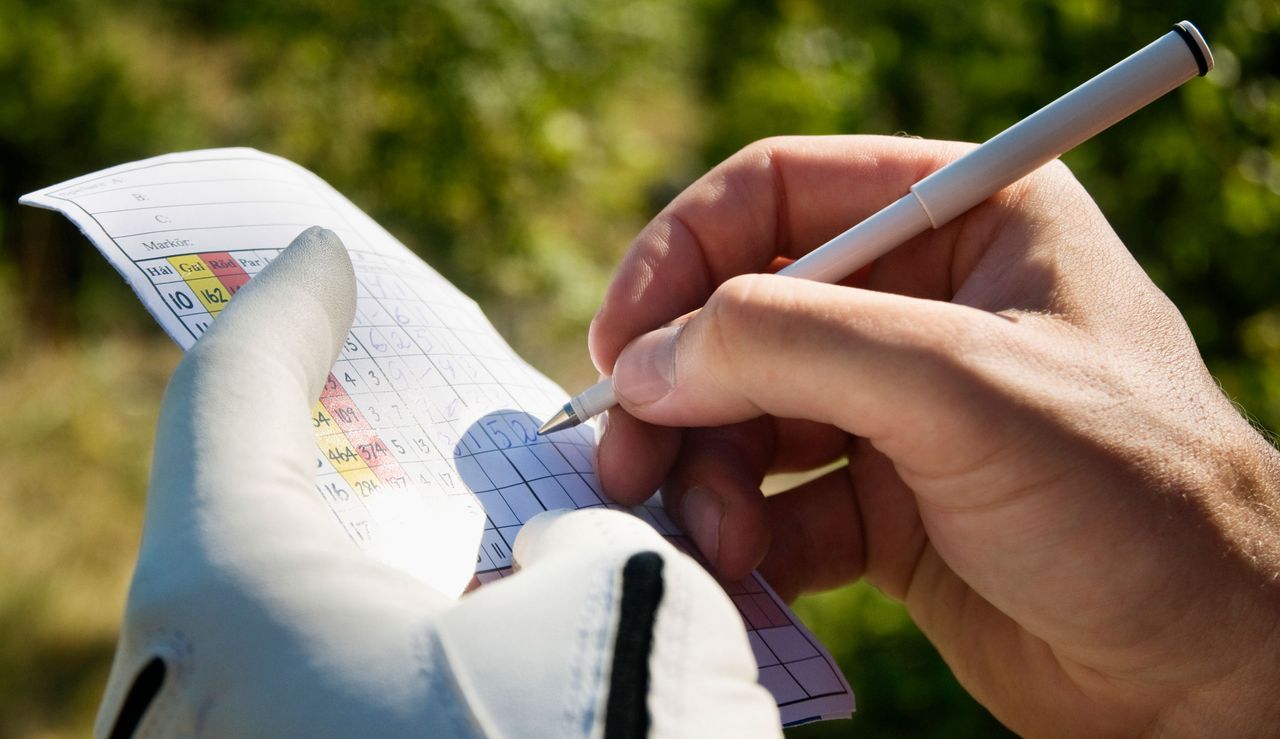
[708,140,772,193]
[700,274,793,389]
[1026,158,1085,200]
[705,274,779,336]
[1000,158,1096,235]
[1041,157,1075,181]
[722,139,793,241]
[728,137,799,194]
[738,135,791,162]
[679,148,778,232]
[909,310,1014,390]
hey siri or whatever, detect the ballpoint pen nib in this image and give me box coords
[537,404,581,435]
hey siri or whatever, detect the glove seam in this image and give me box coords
[563,546,622,738]
[666,554,694,730]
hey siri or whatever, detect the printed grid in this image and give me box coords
[30,151,852,723]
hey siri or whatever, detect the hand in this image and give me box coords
[97,228,779,738]
[591,136,1280,735]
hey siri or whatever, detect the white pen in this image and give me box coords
[539,20,1213,436]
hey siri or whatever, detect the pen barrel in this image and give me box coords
[570,378,617,422]
[910,23,1210,228]
[777,194,932,283]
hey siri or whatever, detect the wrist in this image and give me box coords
[1153,428,1280,735]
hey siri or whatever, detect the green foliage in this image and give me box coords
[1,0,1277,736]
[1,0,709,373]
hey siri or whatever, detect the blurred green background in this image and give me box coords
[2,0,1277,736]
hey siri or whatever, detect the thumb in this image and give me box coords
[140,225,359,576]
[100,228,462,737]
[435,508,781,738]
[610,273,1016,472]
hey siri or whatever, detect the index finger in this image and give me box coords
[588,135,970,372]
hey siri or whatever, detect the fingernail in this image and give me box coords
[613,324,680,406]
[681,486,722,565]
[587,314,607,375]
[592,406,611,447]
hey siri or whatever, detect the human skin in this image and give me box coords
[590,136,1280,736]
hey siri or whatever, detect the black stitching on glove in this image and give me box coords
[107,657,166,739]
[605,551,665,739]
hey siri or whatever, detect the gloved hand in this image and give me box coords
[96,227,780,738]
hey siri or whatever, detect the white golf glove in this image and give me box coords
[97,227,780,738]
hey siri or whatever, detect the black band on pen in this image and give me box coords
[1172,22,1210,77]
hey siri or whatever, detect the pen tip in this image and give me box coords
[537,405,581,436]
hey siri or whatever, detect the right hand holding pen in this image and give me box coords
[591,135,1280,735]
